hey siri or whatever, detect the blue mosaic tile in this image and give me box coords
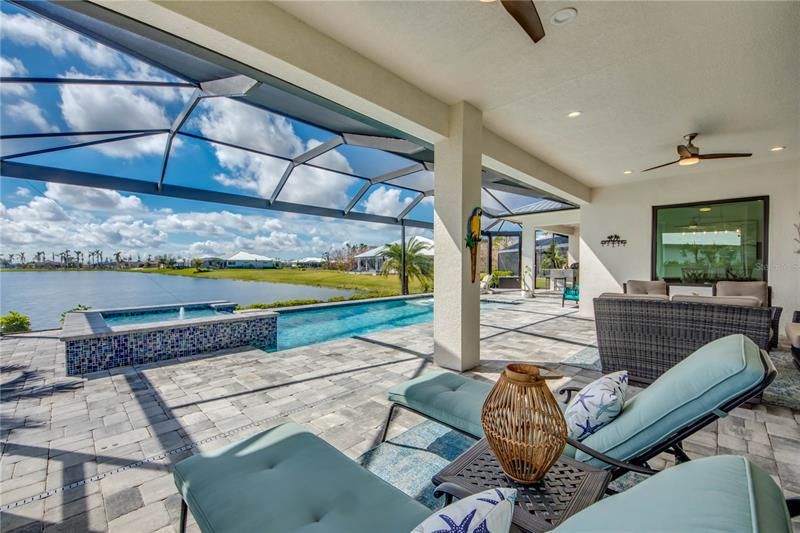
[65,316,277,376]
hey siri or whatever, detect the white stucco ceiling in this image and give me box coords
[274,1,800,188]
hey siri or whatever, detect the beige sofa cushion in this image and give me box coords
[786,322,800,348]
[626,280,668,295]
[671,295,761,307]
[599,292,670,301]
[715,281,768,307]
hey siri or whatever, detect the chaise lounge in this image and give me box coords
[173,422,798,533]
[383,334,776,477]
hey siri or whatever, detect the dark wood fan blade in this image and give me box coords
[501,0,545,43]
[699,153,752,159]
[642,160,680,172]
[677,145,691,157]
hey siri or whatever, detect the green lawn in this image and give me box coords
[130,268,427,296]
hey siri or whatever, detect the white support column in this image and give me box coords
[568,226,580,265]
[433,102,482,371]
[521,222,537,296]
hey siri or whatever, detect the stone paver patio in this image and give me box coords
[1,292,798,532]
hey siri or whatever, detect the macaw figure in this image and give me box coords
[466,207,482,283]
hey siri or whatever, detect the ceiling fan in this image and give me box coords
[642,133,752,172]
[500,0,546,43]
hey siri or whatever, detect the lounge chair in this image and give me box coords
[383,334,776,478]
[552,455,798,532]
[173,425,798,533]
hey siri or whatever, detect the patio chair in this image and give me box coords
[551,455,798,532]
[383,334,776,479]
[714,281,782,348]
[562,284,579,307]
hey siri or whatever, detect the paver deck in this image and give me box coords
[1,292,798,532]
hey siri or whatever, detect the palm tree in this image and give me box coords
[18,252,26,265]
[113,251,123,268]
[8,253,15,264]
[75,250,83,267]
[35,251,45,263]
[62,250,72,267]
[96,250,103,266]
[379,238,433,294]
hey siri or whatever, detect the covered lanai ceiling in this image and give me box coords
[275,0,800,187]
[0,0,577,232]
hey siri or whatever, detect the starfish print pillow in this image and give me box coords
[564,371,628,441]
[412,487,517,533]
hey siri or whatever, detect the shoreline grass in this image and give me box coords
[127,267,427,295]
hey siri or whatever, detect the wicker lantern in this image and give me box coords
[481,364,567,484]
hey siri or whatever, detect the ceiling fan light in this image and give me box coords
[679,157,700,166]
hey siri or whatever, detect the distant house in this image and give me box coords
[197,256,225,269]
[225,251,279,269]
[355,236,434,272]
[296,257,324,268]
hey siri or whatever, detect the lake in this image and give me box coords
[0,271,356,330]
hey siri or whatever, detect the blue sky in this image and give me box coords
[0,1,434,260]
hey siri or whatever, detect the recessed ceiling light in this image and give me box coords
[567,111,582,118]
[770,146,785,152]
[479,0,497,3]
[699,207,712,212]
[551,7,578,25]
[623,170,632,175]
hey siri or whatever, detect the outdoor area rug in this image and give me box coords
[359,419,646,510]
[562,347,800,411]
[358,420,476,509]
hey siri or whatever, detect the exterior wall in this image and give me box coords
[64,315,277,375]
[578,159,800,334]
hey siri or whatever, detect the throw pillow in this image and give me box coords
[412,487,517,533]
[564,371,628,440]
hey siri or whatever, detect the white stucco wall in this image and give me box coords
[578,159,800,334]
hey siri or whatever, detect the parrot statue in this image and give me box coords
[466,207,483,283]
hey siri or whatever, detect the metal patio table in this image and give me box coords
[432,439,611,532]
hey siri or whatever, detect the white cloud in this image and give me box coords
[361,186,412,216]
[58,76,172,157]
[0,11,122,68]
[154,210,283,236]
[14,187,32,198]
[44,183,145,212]
[0,57,32,96]
[4,101,57,133]
[5,196,68,222]
[194,99,355,206]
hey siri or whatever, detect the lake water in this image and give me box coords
[0,271,355,330]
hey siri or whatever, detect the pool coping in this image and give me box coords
[236,292,520,316]
[61,300,276,341]
[241,293,434,315]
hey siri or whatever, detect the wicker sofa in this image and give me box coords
[594,295,774,384]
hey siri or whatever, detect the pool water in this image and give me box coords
[276,298,505,351]
[102,306,228,326]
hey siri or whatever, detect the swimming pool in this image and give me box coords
[275,298,506,351]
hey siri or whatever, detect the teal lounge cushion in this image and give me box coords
[554,455,792,533]
[577,334,765,467]
[387,371,492,437]
[174,422,431,533]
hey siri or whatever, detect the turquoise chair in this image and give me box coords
[385,334,776,478]
[554,455,798,533]
[562,284,580,307]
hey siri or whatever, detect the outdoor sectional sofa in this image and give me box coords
[594,294,779,384]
